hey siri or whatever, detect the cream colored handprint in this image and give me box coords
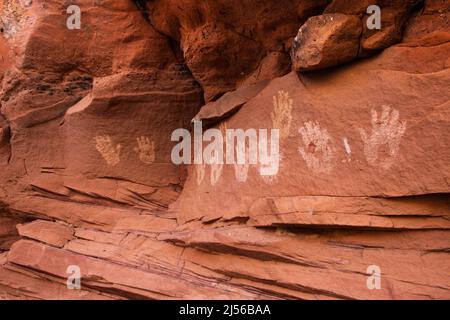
[196,163,206,186]
[298,121,335,173]
[359,105,407,169]
[210,122,225,186]
[95,135,121,166]
[134,136,156,164]
[271,90,293,139]
[233,143,250,183]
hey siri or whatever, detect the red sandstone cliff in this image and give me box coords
[0,0,449,299]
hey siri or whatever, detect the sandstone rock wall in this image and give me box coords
[0,0,448,299]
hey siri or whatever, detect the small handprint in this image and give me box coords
[298,121,335,173]
[259,154,281,184]
[359,105,407,169]
[95,135,121,166]
[134,136,156,164]
[271,90,293,139]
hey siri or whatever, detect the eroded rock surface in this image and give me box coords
[0,0,448,300]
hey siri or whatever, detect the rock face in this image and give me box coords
[0,0,449,300]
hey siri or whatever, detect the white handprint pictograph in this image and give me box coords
[134,136,156,164]
[95,135,121,166]
[259,157,281,184]
[210,161,223,186]
[233,143,251,183]
[271,90,293,139]
[359,105,407,169]
[210,122,226,186]
[196,163,206,186]
[298,121,335,173]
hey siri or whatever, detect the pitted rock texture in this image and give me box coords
[291,13,363,71]
[0,0,449,300]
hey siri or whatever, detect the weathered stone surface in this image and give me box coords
[0,0,449,300]
[175,41,450,224]
[159,226,450,299]
[7,240,265,299]
[17,220,74,248]
[0,216,20,251]
[293,1,428,66]
[359,0,424,54]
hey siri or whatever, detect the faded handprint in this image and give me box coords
[271,90,293,139]
[259,153,282,184]
[210,122,226,186]
[233,143,251,183]
[359,105,407,169]
[196,163,206,186]
[134,136,156,164]
[210,161,223,186]
[0,127,4,145]
[95,135,121,166]
[298,121,335,173]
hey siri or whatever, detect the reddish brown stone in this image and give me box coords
[0,0,449,300]
[17,220,74,248]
